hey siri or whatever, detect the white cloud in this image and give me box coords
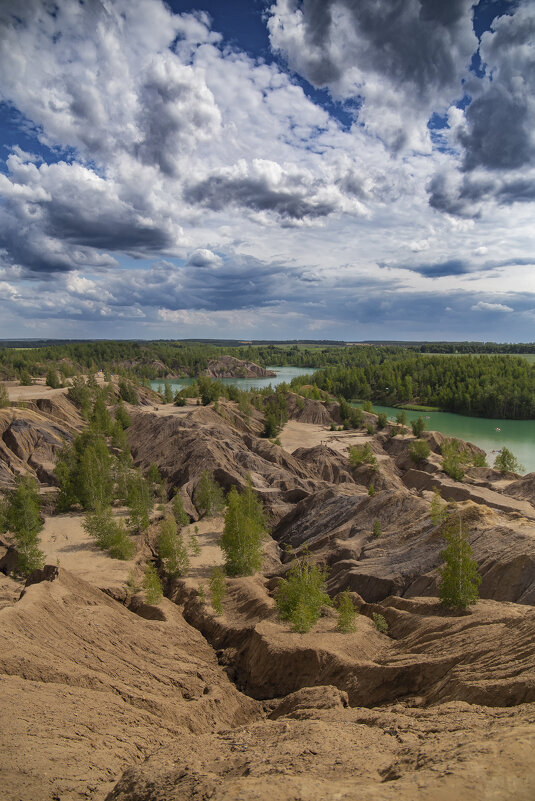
[471,301,514,312]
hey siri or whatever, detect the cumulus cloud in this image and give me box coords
[267,0,477,152]
[471,301,514,312]
[429,3,535,214]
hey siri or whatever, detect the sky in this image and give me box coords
[0,0,534,342]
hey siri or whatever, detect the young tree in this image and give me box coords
[349,443,377,468]
[2,476,45,575]
[430,487,448,526]
[0,382,9,409]
[115,401,131,430]
[143,564,163,604]
[158,516,189,578]
[46,368,61,389]
[220,485,265,576]
[336,591,357,633]
[163,383,174,404]
[411,416,426,437]
[195,471,225,517]
[275,553,331,633]
[409,439,431,463]
[126,471,152,533]
[441,438,467,481]
[438,515,481,609]
[83,507,135,560]
[209,567,226,615]
[493,447,524,476]
[172,491,190,528]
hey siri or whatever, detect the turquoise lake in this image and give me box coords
[151,367,534,474]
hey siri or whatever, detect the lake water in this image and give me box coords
[150,368,534,474]
[150,366,314,394]
[367,404,535,475]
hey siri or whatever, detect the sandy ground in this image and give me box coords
[5,379,69,402]
[39,512,136,591]
[183,517,225,580]
[134,399,196,418]
[279,419,385,458]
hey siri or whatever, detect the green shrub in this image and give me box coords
[349,443,377,468]
[46,368,61,389]
[158,516,189,578]
[336,591,357,633]
[376,412,388,430]
[438,515,481,609]
[0,382,9,409]
[372,520,382,538]
[471,452,488,468]
[411,416,426,437]
[409,439,431,463]
[83,507,135,560]
[143,564,163,604]
[372,612,388,634]
[19,370,32,386]
[368,483,376,497]
[195,471,225,517]
[430,487,448,526]
[172,491,190,527]
[115,402,131,429]
[441,439,467,481]
[220,484,266,576]
[275,554,331,633]
[1,476,44,575]
[396,410,407,425]
[493,447,524,475]
[209,567,226,615]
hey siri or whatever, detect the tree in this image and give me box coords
[493,447,524,475]
[91,393,113,435]
[83,507,135,560]
[158,516,189,578]
[336,591,357,633]
[441,438,467,481]
[220,484,265,576]
[376,412,388,429]
[143,564,163,604]
[115,401,131,430]
[209,567,226,615]
[438,515,481,609]
[195,471,225,517]
[19,370,32,386]
[1,476,45,575]
[163,383,174,404]
[0,382,9,409]
[172,491,190,527]
[126,471,152,533]
[275,553,331,633]
[411,416,426,437]
[349,443,377,468]
[46,368,61,389]
[396,410,407,425]
[409,439,430,463]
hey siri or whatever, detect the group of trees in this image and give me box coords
[301,354,535,419]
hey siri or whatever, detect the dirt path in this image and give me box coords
[279,419,382,457]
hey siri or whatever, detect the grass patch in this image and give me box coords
[398,403,441,412]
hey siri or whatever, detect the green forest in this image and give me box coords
[0,340,533,420]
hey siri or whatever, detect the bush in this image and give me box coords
[336,591,357,633]
[493,447,524,475]
[46,368,61,389]
[220,484,266,576]
[409,439,431,463]
[430,487,448,526]
[19,370,32,386]
[195,471,225,517]
[349,443,377,468]
[438,515,481,609]
[368,483,375,497]
[209,567,226,615]
[441,439,467,481]
[376,412,388,430]
[158,516,189,578]
[471,452,488,467]
[83,507,135,560]
[0,382,9,409]
[174,394,186,407]
[275,554,331,633]
[118,379,138,405]
[396,410,407,425]
[143,564,163,604]
[372,519,382,538]
[1,476,44,575]
[115,402,131,429]
[172,491,190,527]
[411,416,426,437]
[372,612,388,634]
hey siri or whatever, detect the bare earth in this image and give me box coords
[1,392,535,800]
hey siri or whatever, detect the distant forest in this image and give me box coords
[0,340,533,419]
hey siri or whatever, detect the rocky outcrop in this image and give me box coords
[201,356,276,378]
[0,401,82,486]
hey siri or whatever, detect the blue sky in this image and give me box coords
[0,0,533,341]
